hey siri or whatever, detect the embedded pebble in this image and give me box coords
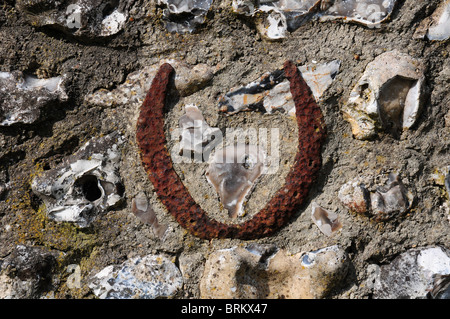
[339,173,414,221]
[299,60,341,101]
[0,245,58,299]
[319,0,397,28]
[206,144,266,218]
[338,179,371,215]
[177,104,222,162]
[414,0,450,41]
[232,0,319,40]
[370,173,414,221]
[0,71,67,126]
[158,0,213,33]
[311,202,342,237]
[219,60,340,116]
[233,0,397,40]
[85,60,213,108]
[131,192,168,239]
[200,245,349,299]
[372,246,450,299]
[16,0,129,38]
[88,254,183,299]
[31,132,125,227]
[343,50,426,140]
[218,67,288,114]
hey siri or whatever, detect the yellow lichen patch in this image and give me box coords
[11,164,99,254]
[376,155,386,164]
[431,167,448,186]
[54,247,102,299]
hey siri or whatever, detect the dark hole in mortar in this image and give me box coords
[75,175,102,202]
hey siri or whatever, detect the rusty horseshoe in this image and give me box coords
[136,61,326,240]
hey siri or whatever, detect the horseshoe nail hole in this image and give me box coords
[75,175,102,202]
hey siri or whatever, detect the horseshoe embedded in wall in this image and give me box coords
[136,61,326,240]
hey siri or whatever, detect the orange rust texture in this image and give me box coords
[136,61,326,240]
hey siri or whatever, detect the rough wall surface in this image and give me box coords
[0,0,449,299]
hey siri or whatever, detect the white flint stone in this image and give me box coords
[0,71,67,126]
[85,60,213,107]
[343,50,425,140]
[338,179,371,215]
[233,0,320,40]
[158,0,213,33]
[300,245,345,269]
[89,254,183,299]
[415,0,450,41]
[233,0,397,40]
[299,60,341,101]
[417,247,450,276]
[100,9,127,36]
[256,9,288,40]
[373,246,450,299]
[319,0,397,28]
[31,133,125,227]
[178,104,222,162]
[339,173,414,221]
[16,0,129,38]
[219,60,340,116]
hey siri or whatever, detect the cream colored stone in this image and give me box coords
[200,245,349,299]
